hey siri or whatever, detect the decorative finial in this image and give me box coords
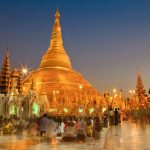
[6,48,10,57]
[137,66,140,76]
[56,0,59,9]
[55,7,60,18]
[57,4,59,10]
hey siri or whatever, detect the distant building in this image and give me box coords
[0,51,49,118]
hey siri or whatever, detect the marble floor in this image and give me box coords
[0,122,149,150]
[104,122,150,150]
[0,128,108,150]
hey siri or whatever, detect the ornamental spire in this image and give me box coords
[49,7,63,51]
[136,67,146,106]
[0,49,11,95]
[137,66,141,77]
[136,66,144,91]
[40,8,72,69]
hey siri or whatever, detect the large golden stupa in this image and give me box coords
[23,9,101,114]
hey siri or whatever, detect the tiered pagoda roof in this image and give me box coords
[0,50,11,95]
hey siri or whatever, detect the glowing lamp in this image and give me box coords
[79,85,83,90]
[20,65,30,76]
[79,107,83,113]
[102,107,107,113]
[22,68,28,74]
[49,109,57,112]
[113,89,117,93]
[90,108,94,114]
[64,108,68,113]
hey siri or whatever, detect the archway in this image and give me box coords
[32,103,38,116]
[10,104,17,116]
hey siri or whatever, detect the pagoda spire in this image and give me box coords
[0,49,11,95]
[40,8,72,69]
[136,67,146,106]
[48,7,63,51]
[137,66,141,77]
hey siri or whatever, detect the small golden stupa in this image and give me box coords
[23,9,101,114]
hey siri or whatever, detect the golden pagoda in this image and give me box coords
[23,9,101,115]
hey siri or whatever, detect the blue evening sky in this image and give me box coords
[0,0,150,96]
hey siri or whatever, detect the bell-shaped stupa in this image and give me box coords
[23,9,101,114]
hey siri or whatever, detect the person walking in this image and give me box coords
[46,116,57,139]
[114,108,119,125]
[109,108,114,125]
[86,118,93,137]
[93,117,101,139]
[40,113,49,137]
[103,111,108,128]
[76,118,87,142]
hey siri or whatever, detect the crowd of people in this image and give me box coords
[0,108,122,142]
[35,114,102,141]
[108,107,121,126]
[0,116,28,135]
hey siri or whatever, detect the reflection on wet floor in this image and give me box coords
[104,122,150,150]
[0,139,40,150]
[0,128,108,150]
[0,122,149,150]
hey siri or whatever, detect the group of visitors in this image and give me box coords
[0,116,28,135]
[0,108,122,142]
[35,114,102,141]
[107,107,121,126]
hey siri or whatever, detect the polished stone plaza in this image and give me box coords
[0,129,107,150]
[104,122,150,150]
[0,121,149,150]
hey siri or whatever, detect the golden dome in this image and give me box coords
[24,67,94,96]
[40,8,72,69]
